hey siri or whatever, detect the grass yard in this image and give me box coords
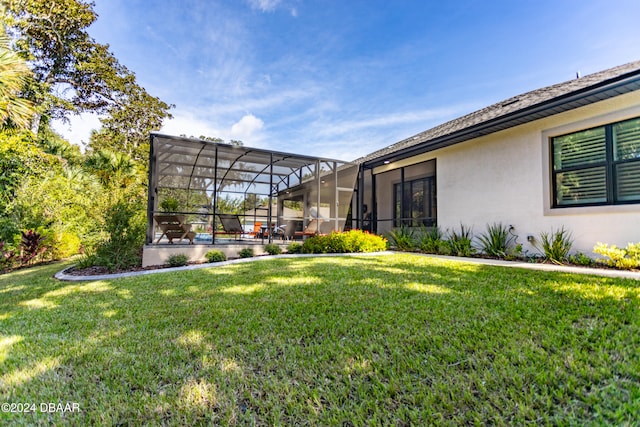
[0,254,638,425]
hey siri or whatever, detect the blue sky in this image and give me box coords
[54,0,640,161]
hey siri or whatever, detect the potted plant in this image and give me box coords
[160,197,179,213]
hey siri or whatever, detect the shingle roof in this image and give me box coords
[357,60,640,167]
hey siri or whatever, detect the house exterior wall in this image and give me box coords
[373,90,640,256]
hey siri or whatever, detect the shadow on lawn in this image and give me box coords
[1,254,638,425]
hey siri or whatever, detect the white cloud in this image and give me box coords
[246,0,281,12]
[230,114,264,141]
[51,114,103,149]
[160,111,222,140]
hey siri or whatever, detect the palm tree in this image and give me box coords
[84,149,141,188]
[0,29,35,130]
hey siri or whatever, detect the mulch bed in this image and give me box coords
[64,260,213,276]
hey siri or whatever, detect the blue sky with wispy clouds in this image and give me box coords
[54,0,640,161]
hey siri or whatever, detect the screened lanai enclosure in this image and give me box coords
[146,134,359,248]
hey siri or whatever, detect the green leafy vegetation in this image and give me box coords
[0,255,638,425]
[386,225,415,251]
[447,223,475,257]
[263,243,282,255]
[205,250,227,263]
[568,252,596,267]
[417,226,450,255]
[594,242,640,270]
[538,227,573,264]
[92,195,147,271]
[302,230,388,254]
[238,248,254,258]
[167,253,189,267]
[0,1,172,272]
[286,242,302,254]
[477,222,513,258]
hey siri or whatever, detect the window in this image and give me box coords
[552,116,640,207]
[394,176,436,226]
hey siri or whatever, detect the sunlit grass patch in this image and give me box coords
[0,254,638,425]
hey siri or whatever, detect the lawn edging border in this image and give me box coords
[54,251,397,281]
[54,251,640,281]
[419,253,640,280]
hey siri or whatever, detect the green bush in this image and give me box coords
[418,226,449,255]
[538,227,573,264]
[74,250,97,270]
[160,197,179,212]
[93,196,147,271]
[264,243,282,255]
[447,224,474,257]
[239,248,254,258]
[0,241,17,272]
[205,249,227,263]
[593,242,640,269]
[42,230,82,260]
[568,252,595,267]
[387,226,415,251]
[477,223,512,258]
[167,253,189,267]
[302,230,387,254]
[286,242,302,254]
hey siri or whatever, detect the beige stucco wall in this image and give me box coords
[142,243,288,267]
[378,90,640,256]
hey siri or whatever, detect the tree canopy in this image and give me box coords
[2,0,173,153]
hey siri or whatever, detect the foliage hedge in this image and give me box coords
[301,230,387,254]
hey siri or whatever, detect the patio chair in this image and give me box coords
[154,214,196,244]
[247,222,263,239]
[294,219,323,240]
[216,214,244,240]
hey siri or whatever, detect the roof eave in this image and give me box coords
[362,72,640,169]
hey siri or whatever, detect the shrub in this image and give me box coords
[286,242,302,254]
[19,229,47,265]
[239,248,254,258]
[538,227,573,264]
[418,226,449,255]
[302,230,387,254]
[447,224,474,257]
[302,235,326,254]
[506,243,524,261]
[160,197,179,212]
[593,242,640,270]
[42,230,82,260]
[264,243,282,255]
[167,253,189,267]
[205,249,227,263]
[568,252,595,267]
[0,241,17,272]
[93,196,147,271]
[477,223,513,258]
[387,226,415,251]
[75,250,97,270]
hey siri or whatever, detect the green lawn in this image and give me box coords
[1,254,638,425]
